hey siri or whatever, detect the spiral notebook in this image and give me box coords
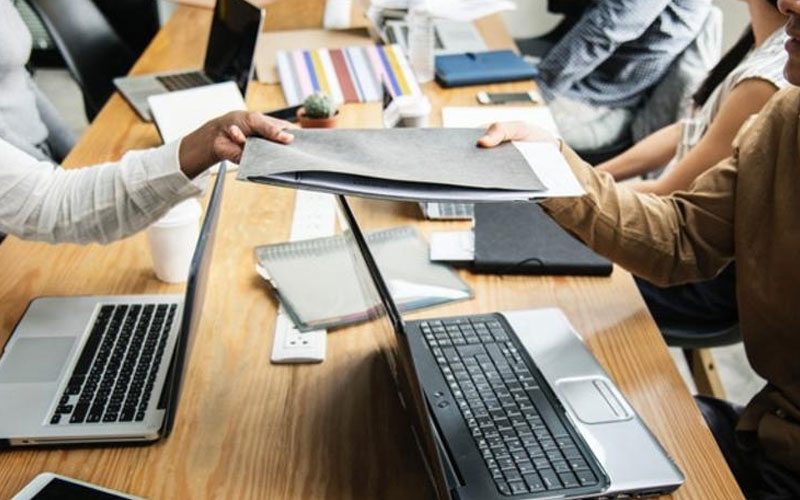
[254,226,472,331]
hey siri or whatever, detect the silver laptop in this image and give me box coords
[385,18,488,55]
[337,195,684,499]
[419,201,474,220]
[0,165,227,447]
[114,0,264,122]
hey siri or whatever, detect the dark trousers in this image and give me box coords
[695,396,800,500]
[635,264,738,331]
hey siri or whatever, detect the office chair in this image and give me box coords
[662,323,741,399]
[26,0,136,121]
[92,0,160,56]
[514,0,587,58]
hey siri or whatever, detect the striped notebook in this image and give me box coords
[276,44,421,106]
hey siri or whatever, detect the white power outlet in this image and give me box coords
[269,191,338,364]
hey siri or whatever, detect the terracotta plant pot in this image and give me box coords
[297,108,339,128]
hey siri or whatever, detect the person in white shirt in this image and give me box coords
[0,111,293,245]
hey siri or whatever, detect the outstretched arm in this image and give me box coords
[0,112,294,245]
[478,122,736,286]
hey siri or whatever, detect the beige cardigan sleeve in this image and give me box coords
[540,144,737,287]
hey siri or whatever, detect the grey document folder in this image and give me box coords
[237,128,546,202]
[254,226,473,331]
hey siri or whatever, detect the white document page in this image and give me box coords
[149,82,247,172]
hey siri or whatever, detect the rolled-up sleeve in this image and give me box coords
[540,144,736,286]
[0,139,202,245]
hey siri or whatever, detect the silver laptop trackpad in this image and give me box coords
[558,378,632,424]
[0,337,74,383]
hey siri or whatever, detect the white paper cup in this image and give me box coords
[399,96,431,128]
[146,199,202,283]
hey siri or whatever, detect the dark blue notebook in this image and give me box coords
[435,50,538,87]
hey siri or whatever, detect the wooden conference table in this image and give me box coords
[0,5,744,500]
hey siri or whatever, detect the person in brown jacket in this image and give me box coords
[477,0,800,497]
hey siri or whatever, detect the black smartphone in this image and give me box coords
[476,91,542,105]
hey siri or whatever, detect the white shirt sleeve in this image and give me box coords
[0,138,202,244]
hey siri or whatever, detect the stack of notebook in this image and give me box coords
[276,44,420,106]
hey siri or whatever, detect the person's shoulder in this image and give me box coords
[733,87,800,159]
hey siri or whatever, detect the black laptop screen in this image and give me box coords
[204,0,263,95]
[336,196,450,499]
[160,164,227,437]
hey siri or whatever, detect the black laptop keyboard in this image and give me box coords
[49,303,177,425]
[157,71,213,91]
[420,316,599,496]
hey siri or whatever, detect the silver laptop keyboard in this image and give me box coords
[420,316,599,496]
[157,71,213,91]
[50,303,176,425]
[428,202,474,220]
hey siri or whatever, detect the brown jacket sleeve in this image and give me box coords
[540,145,737,287]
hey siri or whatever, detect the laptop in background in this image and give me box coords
[385,18,488,56]
[0,165,227,447]
[337,194,684,499]
[114,0,264,121]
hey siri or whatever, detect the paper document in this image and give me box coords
[442,106,560,137]
[238,128,554,202]
[149,82,246,173]
[430,231,475,262]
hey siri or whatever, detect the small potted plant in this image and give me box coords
[297,91,339,128]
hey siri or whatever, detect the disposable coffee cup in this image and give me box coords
[146,198,202,283]
[399,96,431,128]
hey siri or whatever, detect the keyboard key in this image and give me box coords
[496,481,511,495]
[509,481,528,495]
[523,473,545,492]
[575,469,597,486]
[559,471,580,488]
[539,468,562,490]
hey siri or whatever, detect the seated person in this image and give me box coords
[596,0,787,332]
[598,0,788,196]
[1,0,76,162]
[477,0,800,494]
[535,0,714,151]
[0,112,293,244]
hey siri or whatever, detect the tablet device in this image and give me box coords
[12,473,143,500]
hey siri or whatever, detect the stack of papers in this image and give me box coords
[277,44,420,105]
[237,128,585,201]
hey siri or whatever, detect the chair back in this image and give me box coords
[26,0,136,121]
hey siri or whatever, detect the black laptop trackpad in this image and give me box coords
[558,378,631,424]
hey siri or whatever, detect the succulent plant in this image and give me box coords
[302,91,338,119]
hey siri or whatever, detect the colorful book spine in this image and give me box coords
[277,44,420,106]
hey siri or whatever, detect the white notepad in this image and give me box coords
[148,82,247,172]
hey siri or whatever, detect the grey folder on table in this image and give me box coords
[237,128,546,202]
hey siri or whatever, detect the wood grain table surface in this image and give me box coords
[0,5,744,499]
